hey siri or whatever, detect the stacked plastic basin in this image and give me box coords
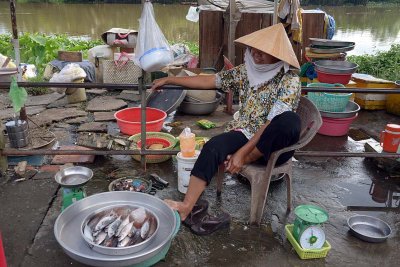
[307,83,360,136]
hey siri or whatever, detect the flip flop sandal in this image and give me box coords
[190,212,231,236]
[182,199,209,227]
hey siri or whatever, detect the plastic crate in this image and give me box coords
[307,83,351,112]
[285,224,331,260]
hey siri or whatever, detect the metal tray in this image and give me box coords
[319,101,360,118]
[146,89,187,115]
[54,166,93,188]
[54,191,178,267]
[80,204,160,256]
[310,44,355,54]
[347,215,391,243]
[309,38,355,48]
[314,60,358,74]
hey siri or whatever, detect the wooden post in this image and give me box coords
[199,10,224,69]
[227,0,241,64]
[139,73,147,171]
[0,125,8,176]
[301,10,326,64]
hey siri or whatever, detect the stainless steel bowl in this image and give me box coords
[319,101,360,118]
[81,204,159,256]
[309,38,355,48]
[54,166,93,188]
[347,215,392,243]
[314,60,358,74]
[178,92,222,115]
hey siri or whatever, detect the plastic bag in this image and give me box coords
[196,119,216,129]
[134,1,173,72]
[186,6,200,22]
[49,63,86,93]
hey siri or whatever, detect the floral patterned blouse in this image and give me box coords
[215,64,301,139]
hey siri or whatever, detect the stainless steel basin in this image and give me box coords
[178,92,222,115]
[347,215,391,243]
[314,60,358,74]
[319,101,360,118]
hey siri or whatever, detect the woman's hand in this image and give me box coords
[225,151,245,174]
[151,77,169,91]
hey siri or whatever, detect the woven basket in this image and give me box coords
[129,132,177,164]
[285,224,331,260]
[307,83,351,112]
[103,60,142,84]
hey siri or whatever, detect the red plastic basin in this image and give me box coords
[316,70,352,85]
[318,114,358,136]
[114,107,167,135]
[136,137,172,148]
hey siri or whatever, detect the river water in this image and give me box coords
[0,3,399,56]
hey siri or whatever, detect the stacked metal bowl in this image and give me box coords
[179,91,222,115]
[318,101,361,136]
[314,60,358,84]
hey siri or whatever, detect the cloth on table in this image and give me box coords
[300,62,317,80]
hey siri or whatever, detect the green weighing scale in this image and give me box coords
[292,205,329,249]
[54,166,93,210]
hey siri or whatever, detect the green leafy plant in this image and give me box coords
[348,44,400,81]
[0,33,102,78]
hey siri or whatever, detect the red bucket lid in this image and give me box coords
[385,124,400,132]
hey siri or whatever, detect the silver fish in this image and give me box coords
[107,216,122,237]
[83,225,93,242]
[118,221,134,241]
[94,212,118,232]
[87,211,106,230]
[103,236,118,247]
[128,230,142,246]
[94,231,107,245]
[117,236,131,247]
[92,229,101,237]
[116,215,130,237]
[140,220,150,239]
[148,216,157,238]
[128,225,138,237]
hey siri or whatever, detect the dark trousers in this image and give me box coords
[191,111,301,185]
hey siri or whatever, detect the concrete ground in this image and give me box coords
[0,90,399,267]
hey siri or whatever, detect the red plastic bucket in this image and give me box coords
[380,124,400,153]
[114,107,167,135]
[318,114,358,136]
[316,70,352,85]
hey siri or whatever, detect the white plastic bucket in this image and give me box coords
[176,150,200,194]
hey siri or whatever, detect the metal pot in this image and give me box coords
[80,204,159,256]
[178,92,222,115]
[314,60,358,74]
[54,191,179,267]
[319,101,360,119]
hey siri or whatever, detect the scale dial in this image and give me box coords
[299,225,325,249]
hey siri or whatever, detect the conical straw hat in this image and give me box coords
[235,23,300,69]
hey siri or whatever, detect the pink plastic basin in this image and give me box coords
[318,114,358,136]
[114,107,167,135]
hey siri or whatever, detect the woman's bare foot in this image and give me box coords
[164,199,192,221]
